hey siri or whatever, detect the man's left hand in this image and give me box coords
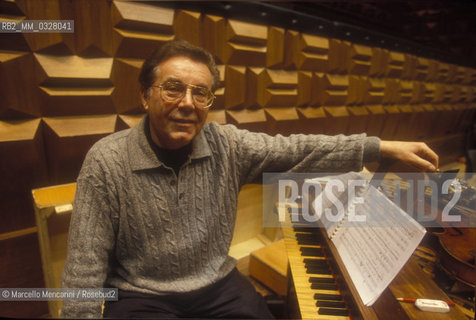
[380,141,439,172]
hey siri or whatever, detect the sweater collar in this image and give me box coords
[128,115,212,171]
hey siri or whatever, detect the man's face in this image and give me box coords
[142,56,212,150]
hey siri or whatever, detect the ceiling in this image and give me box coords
[272,1,476,67]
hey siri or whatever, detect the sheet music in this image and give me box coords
[308,172,366,238]
[331,185,426,306]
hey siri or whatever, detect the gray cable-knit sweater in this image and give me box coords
[61,116,380,318]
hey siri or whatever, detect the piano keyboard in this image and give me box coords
[281,205,351,319]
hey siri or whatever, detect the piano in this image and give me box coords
[279,204,467,320]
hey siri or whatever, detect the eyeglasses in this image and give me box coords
[152,81,215,109]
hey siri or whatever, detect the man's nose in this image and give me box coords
[178,87,194,108]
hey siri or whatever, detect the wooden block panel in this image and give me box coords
[380,106,401,140]
[264,108,300,136]
[395,80,413,104]
[369,47,387,77]
[223,19,267,66]
[34,53,114,116]
[111,58,144,114]
[13,0,72,53]
[463,68,476,85]
[111,1,174,59]
[257,69,298,108]
[0,118,48,233]
[266,27,285,68]
[421,82,436,103]
[434,83,453,104]
[0,51,41,118]
[323,106,349,135]
[225,109,267,133]
[414,57,429,81]
[297,71,312,107]
[347,106,369,134]
[347,43,372,76]
[42,115,117,184]
[294,33,329,71]
[296,106,327,134]
[116,114,144,131]
[68,0,114,56]
[202,14,226,64]
[385,51,404,78]
[365,105,386,137]
[328,39,346,74]
[317,74,359,106]
[225,65,247,109]
[436,62,450,82]
[363,77,385,105]
[401,54,417,80]
[174,10,201,46]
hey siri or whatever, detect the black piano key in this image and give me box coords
[316,301,346,309]
[317,308,349,317]
[300,247,324,257]
[303,258,327,266]
[314,293,343,301]
[305,266,332,274]
[309,277,334,284]
[295,233,318,245]
[311,282,338,290]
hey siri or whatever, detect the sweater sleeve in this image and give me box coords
[61,145,118,318]
[216,124,380,185]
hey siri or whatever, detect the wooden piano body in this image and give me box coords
[280,204,468,320]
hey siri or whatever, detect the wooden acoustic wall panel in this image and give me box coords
[346,44,372,76]
[174,10,201,47]
[0,51,40,118]
[290,33,329,72]
[296,106,327,135]
[223,19,267,66]
[393,105,424,140]
[463,68,476,85]
[414,57,429,81]
[266,27,285,68]
[207,65,226,124]
[111,58,144,114]
[385,51,404,78]
[380,106,401,140]
[117,114,144,131]
[436,62,450,82]
[317,74,359,106]
[369,48,387,77]
[363,77,385,105]
[323,106,349,135]
[202,14,226,64]
[449,65,466,84]
[366,105,386,137]
[257,69,299,136]
[431,105,455,136]
[426,59,439,82]
[12,0,73,54]
[328,39,347,74]
[225,66,266,131]
[35,54,114,116]
[422,82,436,104]
[0,1,29,52]
[297,71,312,107]
[42,115,117,184]
[66,0,114,56]
[111,1,174,59]
[434,83,453,104]
[347,106,369,134]
[401,54,417,80]
[0,119,48,233]
[395,80,413,104]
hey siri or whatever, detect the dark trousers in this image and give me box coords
[103,268,274,319]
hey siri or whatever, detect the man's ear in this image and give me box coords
[140,90,149,111]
